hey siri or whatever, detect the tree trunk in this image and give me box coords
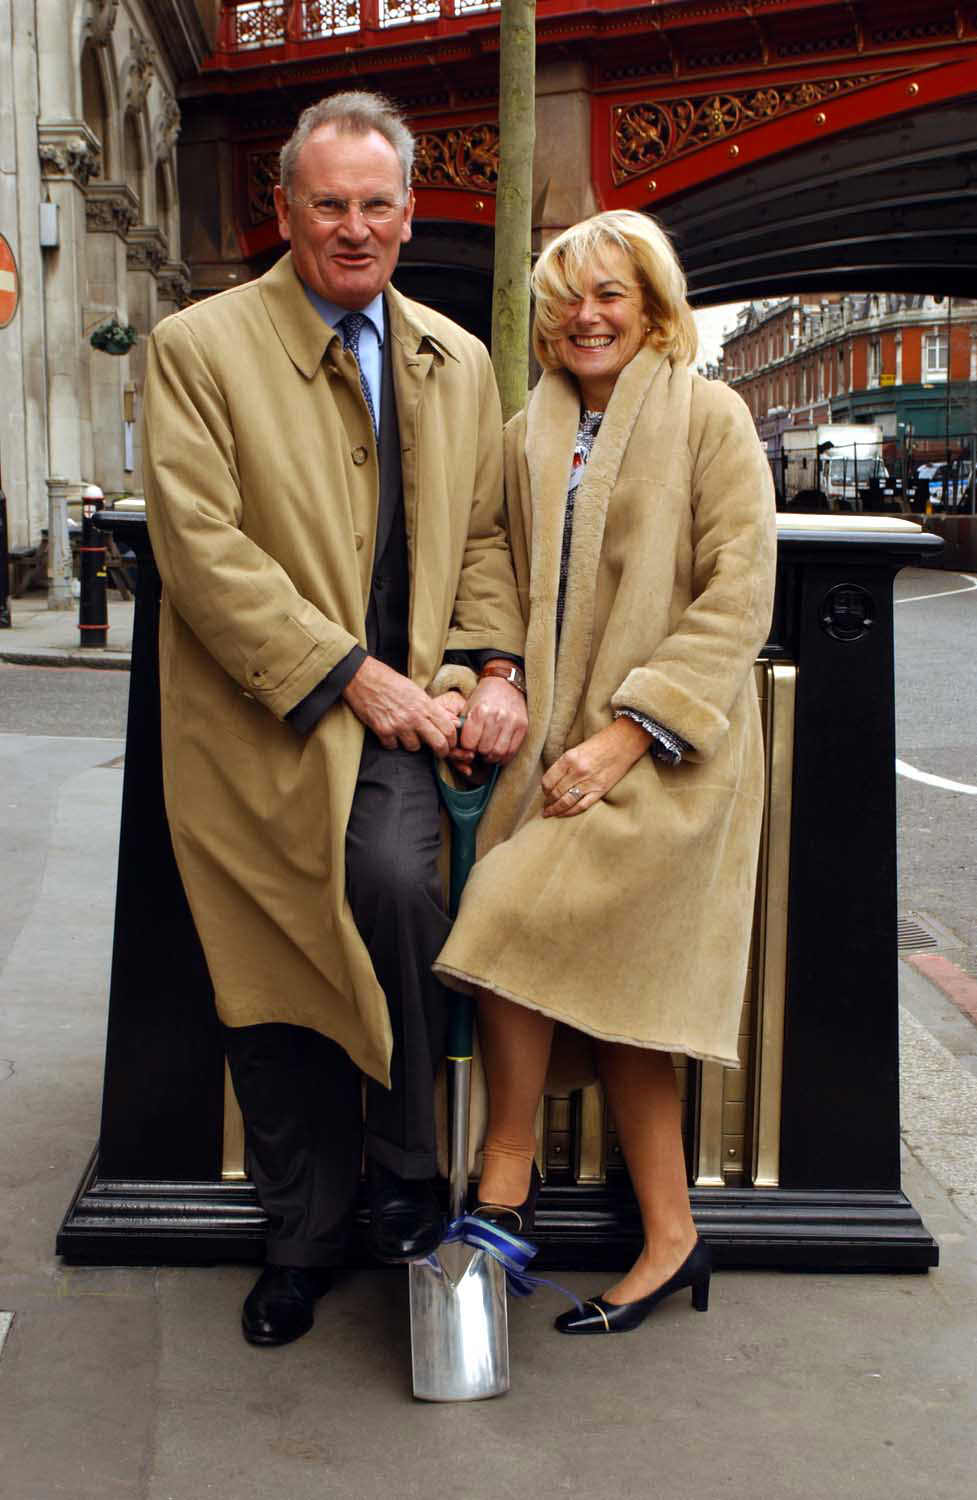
[492,0,536,423]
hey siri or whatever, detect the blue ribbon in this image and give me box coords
[432,1215,583,1310]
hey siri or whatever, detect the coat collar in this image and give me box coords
[523,342,676,765]
[384,281,460,366]
[258,253,459,377]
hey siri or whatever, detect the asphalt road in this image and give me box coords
[894,567,977,979]
[1,569,974,975]
[0,660,129,739]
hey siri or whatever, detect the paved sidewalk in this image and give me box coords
[0,733,975,1499]
[0,591,134,668]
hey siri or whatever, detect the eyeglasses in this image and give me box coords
[291,194,404,225]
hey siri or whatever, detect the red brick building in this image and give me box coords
[722,294,977,478]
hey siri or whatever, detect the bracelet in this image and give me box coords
[479,662,527,696]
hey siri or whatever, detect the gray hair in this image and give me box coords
[279,91,415,196]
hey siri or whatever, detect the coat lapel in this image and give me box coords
[532,344,671,764]
[522,370,578,767]
[258,252,337,377]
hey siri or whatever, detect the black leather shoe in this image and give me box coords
[242,1264,333,1347]
[473,1161,541,1237]
[367,1161,443,1264]
[554,1236,712,1335]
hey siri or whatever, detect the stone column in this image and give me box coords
[533,62,598,249]
[39,124,102,484]
[86,182,139,493]
[125,227,168,486]
[156,260,191,322]
[45,476,75,608]
[38,124,102,602]
[126,227,166,385]
[0,0,50,548]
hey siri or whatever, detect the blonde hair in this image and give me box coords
[531,210,698,371]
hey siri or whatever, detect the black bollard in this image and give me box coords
[0,488,11,629]
[79,484,108,648]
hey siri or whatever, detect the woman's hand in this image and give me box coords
[541,718,651,817]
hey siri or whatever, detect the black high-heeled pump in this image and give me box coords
[472,1160,541,1237]
[554,1235,712,1334]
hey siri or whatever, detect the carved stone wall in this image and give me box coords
[10,1,194,518]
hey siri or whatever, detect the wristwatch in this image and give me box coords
[479,662,527,696]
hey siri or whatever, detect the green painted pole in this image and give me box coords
[492,0,536,423]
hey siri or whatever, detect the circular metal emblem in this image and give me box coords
[820,583,876,641]
[0,234,19,329]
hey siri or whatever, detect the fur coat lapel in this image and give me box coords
[524,343,671,766]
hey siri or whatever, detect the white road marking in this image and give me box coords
[896,759,977,795]
[0,1312,12,1357]
[895,574,977,605]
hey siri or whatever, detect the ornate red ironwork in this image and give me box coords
[610,76,884,186]
[205,2,977,244]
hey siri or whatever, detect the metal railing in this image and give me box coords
[219,0,500,50]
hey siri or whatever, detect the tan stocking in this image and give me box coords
[596,1040,697,1303]
[476,991,554,1205]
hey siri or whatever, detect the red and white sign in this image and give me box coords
[0,234,20,329]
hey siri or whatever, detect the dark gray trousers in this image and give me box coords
[224,734,451,1267]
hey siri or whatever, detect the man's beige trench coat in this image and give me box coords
[435,344,777,1069]
[143,251,525,1088]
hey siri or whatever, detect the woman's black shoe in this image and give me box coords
[554,1236,712,1334]
[473,1160,541,1236]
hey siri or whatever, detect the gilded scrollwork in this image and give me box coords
[412,124,499,193]
[247,123,500,226]
[612,76,879,185]
[247,150,281,226]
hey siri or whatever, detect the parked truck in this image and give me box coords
[780,423,891,510]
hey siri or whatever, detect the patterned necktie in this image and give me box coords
[339,312,378,436]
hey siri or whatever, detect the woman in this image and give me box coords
[435,210,777,1335]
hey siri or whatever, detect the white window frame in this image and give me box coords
[924,330,948,382]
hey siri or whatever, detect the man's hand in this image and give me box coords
[541,718,650,817]
[431,690,477,777]
[343,657,460,755]
[458,671,528,766]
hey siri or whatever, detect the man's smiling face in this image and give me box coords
[274,124,414,310]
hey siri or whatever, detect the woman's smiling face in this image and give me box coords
[551,244,649,408]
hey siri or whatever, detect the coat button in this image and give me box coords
[374,574,387,592]
[352,446,368,465]
[354,532,364,551]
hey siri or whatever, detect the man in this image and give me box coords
[143,92,527,1346]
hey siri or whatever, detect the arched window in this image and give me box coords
[155,161,170,252]
[124,113,143,214]
[81,42,109,178]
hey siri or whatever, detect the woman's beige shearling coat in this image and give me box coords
[435,345,777,1067]
[142,253,525,1088]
